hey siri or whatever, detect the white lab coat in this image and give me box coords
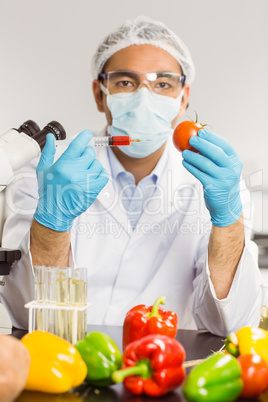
[0,130,264,336]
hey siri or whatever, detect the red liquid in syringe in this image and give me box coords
[94,136,146,147]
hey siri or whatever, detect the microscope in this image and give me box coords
[0,120,66,332]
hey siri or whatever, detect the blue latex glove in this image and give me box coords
[34,130,109,231]
[182,129,243,227]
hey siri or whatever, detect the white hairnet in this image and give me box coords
[91,16,195,85]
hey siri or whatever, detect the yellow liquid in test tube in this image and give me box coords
[69,268,87,343]
[83,279,87,338]
[35,282,44,331]
[259,306,268,330]
[56,271,69,340]
[70,278,84,303]
[44,268,56,334]
[34,266,46,331]
[69,278,83,343]
[259,284,268,331]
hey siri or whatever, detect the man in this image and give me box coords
[0,16,263,336]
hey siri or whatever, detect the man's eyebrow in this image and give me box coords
[110,71,137,78]
[154,71,181,76]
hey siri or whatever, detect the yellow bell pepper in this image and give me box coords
[225,326,268,363]
[21,330,87,394]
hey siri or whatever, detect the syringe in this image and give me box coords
[94,136,148,146]
[56,136,150,148]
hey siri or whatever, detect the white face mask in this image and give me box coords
[105,87,184,158]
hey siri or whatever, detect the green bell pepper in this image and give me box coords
[183,353,243,402]
[75,331,122,387]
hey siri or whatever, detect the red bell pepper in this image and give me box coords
[123,296,178,350]
[112,334,186,397]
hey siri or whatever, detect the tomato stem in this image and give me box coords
[185,111,207,129]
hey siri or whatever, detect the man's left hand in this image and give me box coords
[182,129,243,227]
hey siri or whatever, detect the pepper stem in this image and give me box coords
[224,332,240,357]
[147,296,166,318]
[112,361,150,383]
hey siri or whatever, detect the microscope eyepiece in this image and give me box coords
[43,121,66,141]
[18,120,40,137]
[32,121,66,150]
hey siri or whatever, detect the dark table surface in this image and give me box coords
[12,325,268,402]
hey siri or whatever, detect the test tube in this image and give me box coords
[80,268,88,340]
[45,268,57,334]
[83,269,88,337]
[34,266,45,331]
[55,268,69,339]
[259,284,268,330]
[69,268,87,343]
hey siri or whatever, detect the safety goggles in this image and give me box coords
[98,70,186,97]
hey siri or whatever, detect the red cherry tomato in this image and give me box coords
[238,354,268,398]
[173,121,202,153]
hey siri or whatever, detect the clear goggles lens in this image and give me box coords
[98,71,185,97]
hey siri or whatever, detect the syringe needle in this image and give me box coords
[131,139,152,142]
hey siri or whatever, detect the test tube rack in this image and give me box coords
[27,266,90,344]
[24,301,91,345]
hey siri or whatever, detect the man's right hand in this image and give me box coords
[34,130,108,232]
